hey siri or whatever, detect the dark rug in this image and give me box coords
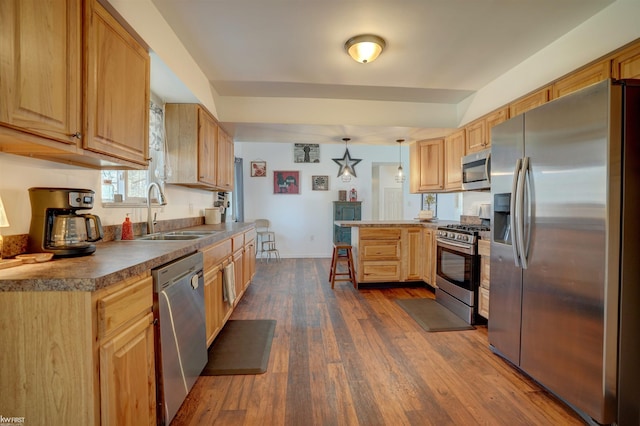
[201,319,276,375]
[396,298,475,332]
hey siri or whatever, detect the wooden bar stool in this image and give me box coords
[329,243,357,289]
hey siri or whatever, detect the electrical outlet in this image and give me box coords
[188,203,194,213]
[310,235,314,241]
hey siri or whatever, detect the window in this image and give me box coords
[101,101,168,205]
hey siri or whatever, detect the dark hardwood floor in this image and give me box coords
[172,258,585,425]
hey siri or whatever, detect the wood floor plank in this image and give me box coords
[172,258,585,425]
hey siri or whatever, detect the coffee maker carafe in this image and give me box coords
[28,187,104,257]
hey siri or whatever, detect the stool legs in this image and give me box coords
[329,244,357,289]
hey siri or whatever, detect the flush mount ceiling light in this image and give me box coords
[344,34,386,64]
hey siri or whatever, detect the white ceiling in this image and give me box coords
[149,0,615,145]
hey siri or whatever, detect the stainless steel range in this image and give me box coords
[435,224,489,325]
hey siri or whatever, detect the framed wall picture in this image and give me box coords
[421,193,438,216]
[312,175,329,191]
[294,143,320,163]
[274,171,300,194]
[251,161,267,177]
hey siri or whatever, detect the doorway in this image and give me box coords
[372,163,403,220]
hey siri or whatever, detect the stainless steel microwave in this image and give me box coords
[461,148,491,190]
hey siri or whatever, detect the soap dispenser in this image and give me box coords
[121,214,134,240]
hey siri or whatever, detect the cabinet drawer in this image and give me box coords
[232,233,244,252]
[360,240,401,260]
[244,228,256,242]
[360,228,401,240]
[202,239,232,270]
[97,277,153,338]
[361,261,401,282]
[478,239,490,257]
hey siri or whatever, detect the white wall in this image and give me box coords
[236,142,423,257]
[0,153,215,235]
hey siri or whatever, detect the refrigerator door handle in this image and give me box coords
[518,157,531,269]
[510,158,522,267]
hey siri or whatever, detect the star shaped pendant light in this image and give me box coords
[333,138,362,181]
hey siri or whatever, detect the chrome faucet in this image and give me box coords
[147,182,167,234]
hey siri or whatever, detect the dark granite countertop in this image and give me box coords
[0,222,255,292]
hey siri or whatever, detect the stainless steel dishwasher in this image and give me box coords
[153,251,207,425]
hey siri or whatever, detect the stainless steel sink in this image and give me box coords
[163,230,218,236]
[136,233,203,241]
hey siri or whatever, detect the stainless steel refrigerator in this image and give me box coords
[489,79,639,425]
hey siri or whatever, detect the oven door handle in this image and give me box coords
[436,238,475,255]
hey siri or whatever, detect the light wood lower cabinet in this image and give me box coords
[356,228,402,282]
[0,273,156,425]
[422,228,436,287]
[201,228,256,347]
[355,227,437,284]
[478,239,491,319]
[404,228,423,281]
[201,238,233,346]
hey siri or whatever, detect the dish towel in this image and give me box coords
[223,262,236,305]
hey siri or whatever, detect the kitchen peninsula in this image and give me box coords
[335,220,455,287]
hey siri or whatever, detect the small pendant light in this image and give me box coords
[395,139,406,183]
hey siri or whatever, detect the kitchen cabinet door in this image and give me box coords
[509,86,551,117]
[422,228,435,287]
[204,266,222,346]
[612,43,640,79]
[444,129,465,191]
[409,139,444,192]
[552,61,610,100]
[465,119,486,154]
[83,0,150,167]
[485,107,509,147]
[0,0,82,145]
[233,247,244,304]
[198,108,218,186]
[99,312,156,426]
[404,228,423,280]
[217,127,234,190]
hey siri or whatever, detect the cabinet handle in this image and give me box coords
[71,132,82,139]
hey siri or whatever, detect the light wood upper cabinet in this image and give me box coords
[509,86,551,117]
[83,0,150,167]
[552,61,610,100]
[166,103,235,191]
[465,119,486,153]
[485,107,509,146]
[198,108,218,186]
[410,138,444,193]
[444,129,466,191]
[165,104,220,189]
[0,0,82,144]
[465,107,509,153]
[217,127,235,191]
[0,0,150,169]
[612,43,640,79]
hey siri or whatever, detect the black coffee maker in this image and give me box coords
[28,187,104,257]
